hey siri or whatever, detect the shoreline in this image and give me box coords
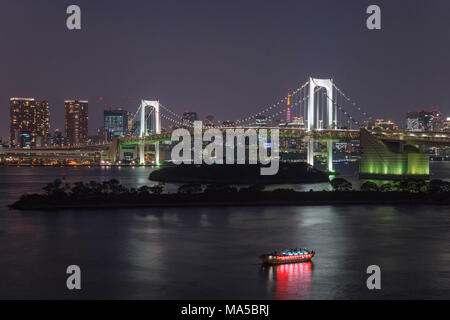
[10,191,450,211]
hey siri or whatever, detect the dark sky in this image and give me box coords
[1,0,449,139]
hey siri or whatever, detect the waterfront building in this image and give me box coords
[406,108,444,131]
[374,119,398,131]
[65,100,88,146]
[10,98,50,148]
[52,129,64,147]
[104,109,128,138]
[444,117,450,132]
[127,112,134,135]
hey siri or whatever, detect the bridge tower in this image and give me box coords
[307,78,335,172]
[308,78,335,131]
[139,100,161,165]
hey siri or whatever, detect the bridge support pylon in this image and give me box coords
[139,141,145,165]
[138,100,161,165]
[306,139,333,172]
[327,140,333,173]
[154,142,160,165]
[307,140,314,168]
[308,78,335,132]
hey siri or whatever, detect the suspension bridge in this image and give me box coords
[118,77,450,174]
[2,76,450,177]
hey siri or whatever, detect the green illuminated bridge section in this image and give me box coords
[2,129,449,169]
[359,129,432,180]
[120,128,450,146]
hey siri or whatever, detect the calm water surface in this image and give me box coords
[1,162,450,299]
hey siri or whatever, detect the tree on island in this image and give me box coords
[360,181,379,192]
[239,184,265,193]
[43,179,69,197]
[204,184,238,193]
[149,184,164,195]
[178,184,202,195]
[137,185,151,196]
[429,180,450,194]
[379,183,393,192]
[396,179,427,193]
[331,178,352,192]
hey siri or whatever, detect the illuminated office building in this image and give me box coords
[104,109,128,138]
[406,108,444,132]
[65,100,88,146]
[10,98,50,147]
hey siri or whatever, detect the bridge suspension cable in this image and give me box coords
[135,77,372,133]
[159,112,194,128]
[333,83,374,121]
[323,92,362,127]
[210,80,310,128]
[159,103,186,120]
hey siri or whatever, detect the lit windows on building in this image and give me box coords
[9,98,50,148]
[406,108,444,132]
[374,119,398,131]
[65,100,88,146]
[104,109,128,138]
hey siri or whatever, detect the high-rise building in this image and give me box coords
[406,110,431,131]
[65,100,88,146]
[52,128,64,147]
[104,109,128,138]
[444,117,450,132]
[10,98,50,147]
[127,112,134,135]
[406,108,443,131]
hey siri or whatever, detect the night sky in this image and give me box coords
[1,0,449,140]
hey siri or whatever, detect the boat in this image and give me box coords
[259,248,315,265]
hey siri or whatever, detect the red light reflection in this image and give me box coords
[272,262,312,300]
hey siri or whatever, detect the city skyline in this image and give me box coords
[2,1,450,303]
[1,1,449,139]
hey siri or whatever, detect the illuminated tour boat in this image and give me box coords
[259,248,315,265]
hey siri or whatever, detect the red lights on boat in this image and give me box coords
[260,249,315,265]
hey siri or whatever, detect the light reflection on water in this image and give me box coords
[263,262,313,300]
[0,162,450,299]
